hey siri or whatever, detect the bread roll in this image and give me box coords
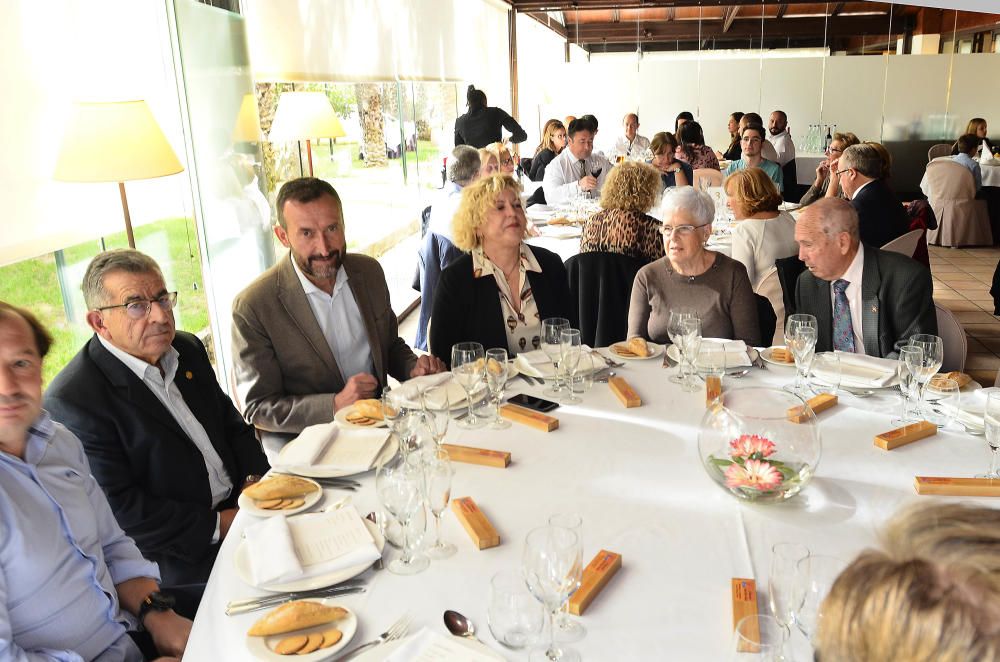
[243,475,318,501]
[248,601,349,636]
[627,337,650,357]
[353,399,384,421]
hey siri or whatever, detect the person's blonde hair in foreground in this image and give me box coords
[450,173,523,251]
[579,161,664,265]
[599,161,660,213]
[816,503,1000,662]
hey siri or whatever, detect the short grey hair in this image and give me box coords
[840,144,882,179]
[802,198,860,242]
[658,187,715,226]
[448,145,481,185]
[82,249,163,309]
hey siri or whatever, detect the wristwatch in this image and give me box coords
[138,591,176,627]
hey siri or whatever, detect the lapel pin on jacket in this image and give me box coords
[185,371,194,380]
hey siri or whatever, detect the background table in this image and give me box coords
[184,356,997,661]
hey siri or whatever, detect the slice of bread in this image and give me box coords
[243,474,318,501]
[353,399,384,421]
[627,337,650,357]
[248,600,348,636]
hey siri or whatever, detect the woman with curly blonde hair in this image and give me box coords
[430,175,574,362]
[725,167,798,286]
[579,161,665,265]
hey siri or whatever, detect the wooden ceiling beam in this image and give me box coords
[775,3,788,19]
[510,0,817,12]
[722,5,740,32]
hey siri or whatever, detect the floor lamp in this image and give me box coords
[54,100,184,249]
[267,91,345,177]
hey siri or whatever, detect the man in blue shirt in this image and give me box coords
[724,124,784,193]
[953,133,984,193]
[0,301,191,661]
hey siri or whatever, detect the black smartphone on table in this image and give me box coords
[507,394,559,413]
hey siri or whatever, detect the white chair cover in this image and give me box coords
[754,266,784,346]
[935,303,967,373]
[880,228,924,258]
[925,160,992,247]
[693,168,723,189]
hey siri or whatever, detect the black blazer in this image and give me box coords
[529,149,557,181]
[45,331,270,586]
[794,245,937,358]
[851,180,909,249]
[430,245,575,364]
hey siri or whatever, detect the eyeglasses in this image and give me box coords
[826,146,843,154]
[834,168,852,176]
[660,224,709,238]
[97,292,178,319]
[741,137,762,144]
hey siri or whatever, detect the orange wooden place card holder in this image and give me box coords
[567,550,622,616]
[705,375,722,406]
[608,376,641,408]
[440,444,510,468]
[450,497,500,549]
[914,476,1000,497]
[874,420,937,450]
[787,393,837,423]
[499,404,558,432]
[732,578,760,653]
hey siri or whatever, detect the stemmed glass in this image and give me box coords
[485,348,512,429]
[784,314,817,396]
[382,388,417,455]
[667,308,698,383]
[548,513,586,643]
[522,525,583,662]
[376,453,429,575]
[542,318,570,396]
[795,554,847,641]
[421,383,450,446]
[923,377,959,429]
[678,317,703,393]
[810,353,841,396]
[731,615,789,661]
[769,543,810,634]
[978,391,1000,479]
[558,330,583,404]
[892,345,924,426]
[452,342,486,429]
[421,447,456,560]
[909,334,944,420]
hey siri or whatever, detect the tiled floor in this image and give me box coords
[930,245,1000,386]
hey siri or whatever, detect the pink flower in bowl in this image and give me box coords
[724,459,784,491]
[728,434,777,460]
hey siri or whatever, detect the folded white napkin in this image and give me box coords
[981,140,994,164]
[384,627,498,662]
[395,372,454,405]
[278,422,337,467]
[941,386,996,428]
[515,349,555,378]
[695,340,751,369]
[301,428,392,474]
[832,351,897,387]
[244,515,302,585]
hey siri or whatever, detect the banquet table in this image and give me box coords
[184,355,997,661]
[983,161,1000,188]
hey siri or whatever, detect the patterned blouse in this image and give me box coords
[472,244,543,355]
[579,209,665,265]
[674,144,721,170]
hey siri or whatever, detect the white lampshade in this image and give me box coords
[54,100,184,182]
[232,93,263,143]
[267,91,346,142]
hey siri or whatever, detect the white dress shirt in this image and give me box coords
[768,130,796,167]
[291,255,376,386]
[98,335,233,542]
[609,133,650,158]
[542,148,612,205]
[428,181,464,239]
[829,244,866,354]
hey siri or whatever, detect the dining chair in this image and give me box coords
[935,303,967,373]
[927,143,953,162]
[880,229,925,259]
[693,168,723,189]
[753,266,784,346]
[564,251,643,347]
[924,160,992,247]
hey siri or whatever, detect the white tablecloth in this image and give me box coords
[184,357,997,661]
[983,162,1000,188]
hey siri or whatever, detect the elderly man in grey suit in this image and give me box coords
[232,177,446,455]
[794,198,937,359]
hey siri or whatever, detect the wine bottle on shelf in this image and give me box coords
[824,125,833,152]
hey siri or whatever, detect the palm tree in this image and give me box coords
[355,83,387,168]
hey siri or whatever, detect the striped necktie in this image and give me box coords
[832,279,856,353]
[578,159,587,179]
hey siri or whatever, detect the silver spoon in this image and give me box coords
[444,610,479,641]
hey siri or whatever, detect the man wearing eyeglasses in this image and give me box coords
[831,143,909,249]
[45,249,270,588]
[723,125,784,193]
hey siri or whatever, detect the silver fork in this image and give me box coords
[592,350,624,368]
[335,614,411,661]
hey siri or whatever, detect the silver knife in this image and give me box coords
[227,579,366,608]
[226,585,365,616]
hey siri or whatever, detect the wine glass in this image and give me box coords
[769,543,809,633]
[376,453,429,575]
[731,615,789,661]
[909,334,944,419]
[421,447,456,560]
[548,513,586,643]
[485,348,511,429]
[810,353,841,396]
[382,387,412,455]
[421,383,451,446]
[666,308,698,383]
[451,342,486,429]
[783,314,817,396]
[891,345,923,426]
[923,377,959,429]
[541,318,570,396]
[978,391,1000,479]
[678,317,703,393]
[558,330,583,405]
[795,554,847,641]
[522,525,583,662]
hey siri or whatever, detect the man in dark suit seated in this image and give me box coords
[794,198,937,359]
[231,177,446,457]
[835,143,909,248]
[45,249,270,587]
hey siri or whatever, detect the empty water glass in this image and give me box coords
[678,318,703,393]
[488,570,544,650]
[923,376,959,429]
[558,330,583,404]
[485,348,511,429]
[452,342,486,429]
[421,448,456,559]
[542,318,570,396]
[892,345,924,426]
[667,308,698,384]
[795,554,847,640]
[769,543,810,632]
[731,614,789,661]
[810,353,841,396]
[571,353,598,395]
[421,383,451,446]
[979,391,1000,479]
[548,513,586,643]
[784,316,817,396]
